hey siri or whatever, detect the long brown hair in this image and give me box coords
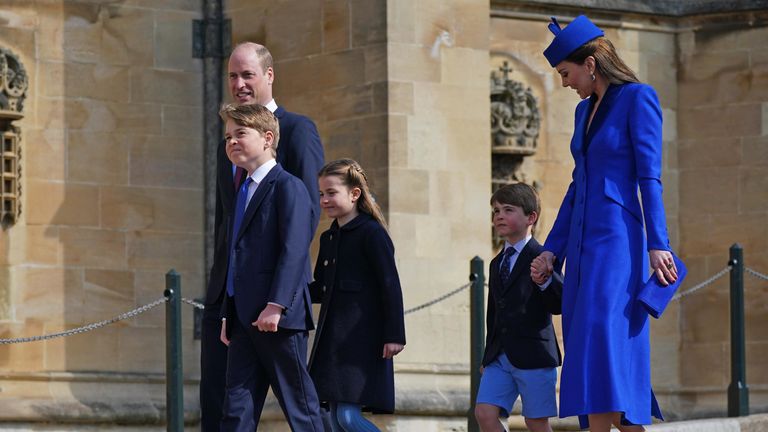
[318,159,387,229]
[566,37,640,84]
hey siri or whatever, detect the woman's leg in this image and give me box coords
[612,413,645,432]
[335,402,380,432]
[588,412,645,432]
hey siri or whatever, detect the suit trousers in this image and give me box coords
[221,301,324,432]
[200,301,228,431]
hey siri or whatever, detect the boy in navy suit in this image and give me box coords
[218,103,323,431]
[474,183,563,432]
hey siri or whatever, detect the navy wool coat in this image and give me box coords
[308,213,406,413]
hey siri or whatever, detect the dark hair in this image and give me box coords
[318,159,387,228]
[490,183,541,218]
[566,37,640,84]
[219,103,280,156]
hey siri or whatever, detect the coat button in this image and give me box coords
[329,234,333,241]
[324,260,328,266]
[332,258,336,264]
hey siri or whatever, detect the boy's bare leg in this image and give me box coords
[525,417,553,432]
[475,403,505,432]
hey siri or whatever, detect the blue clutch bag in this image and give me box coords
[637,253,687,319]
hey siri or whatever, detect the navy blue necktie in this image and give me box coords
[499,247,516,286]
[226,177,253,297]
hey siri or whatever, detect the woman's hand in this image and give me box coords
[649,249,678,286]
[382,343,404,359]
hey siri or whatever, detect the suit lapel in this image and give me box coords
[234,164,281,243]
[500,238,540,294]
[274,105,286,120]
[218,139,236,213]
[489,251,503,298]
[585,84,622,147]
[572,101,590,156]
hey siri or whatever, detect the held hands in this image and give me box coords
[253,304,283,332]
[649,249,678,286]
[531,251,555,284]
[382,343,404,359]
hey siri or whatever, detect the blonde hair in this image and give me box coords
[318,159,387,229]
[566,37,640,84]
[219,103,280,156]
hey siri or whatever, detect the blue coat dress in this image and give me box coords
[543,83,669,428]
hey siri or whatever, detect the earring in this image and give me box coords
[591,73,595,81]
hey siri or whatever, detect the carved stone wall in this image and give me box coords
[0,47,28,227]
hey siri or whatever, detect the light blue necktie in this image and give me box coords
[499,247,516,286]
[226,177,253,297]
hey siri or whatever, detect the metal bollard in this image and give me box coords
[165,270,184,431]
[468,256,485,432]
[727,244,749,417]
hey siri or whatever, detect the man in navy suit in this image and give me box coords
[200,42,324,430]
[217,103,323,431]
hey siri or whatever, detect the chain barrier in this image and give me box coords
[182,297,206,310]
[2,264,762,344]
[404,282,472,315]
[0,297,168,345]
[671,265,732,302]
[746,267,768,282]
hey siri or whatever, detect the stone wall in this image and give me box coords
[0,0,204,423]
[675,12,768,418]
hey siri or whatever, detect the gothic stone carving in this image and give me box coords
[0,47,28,227]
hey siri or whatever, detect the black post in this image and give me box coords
[165,270,184,431]
[727,244,749,417]
[468,256,485,432]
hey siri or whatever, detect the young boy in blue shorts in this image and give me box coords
[474,183,563,432]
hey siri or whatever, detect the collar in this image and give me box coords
[330,213,371,232]
[248,159,277,184]
[503,234,532,255]
[265,99,278,113]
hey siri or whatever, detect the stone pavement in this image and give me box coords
[0,414,767,431]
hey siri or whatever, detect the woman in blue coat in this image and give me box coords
[534,16,679,432]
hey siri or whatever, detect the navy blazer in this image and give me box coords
[482,237,563,370]
[205,106,324,305]
[221,163,315,332]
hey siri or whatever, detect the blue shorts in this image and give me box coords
[476,354,557,419]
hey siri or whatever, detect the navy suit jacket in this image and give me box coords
[205,106,323,305]
[482,237,563,370]
[221,163,315,333]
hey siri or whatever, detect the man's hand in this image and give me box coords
[253,304,283,332]
[220,319,229,346]
[382,343,405,359]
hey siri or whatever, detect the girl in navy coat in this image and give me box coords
[309,159,406,432]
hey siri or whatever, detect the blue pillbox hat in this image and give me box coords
[543,15,604,67]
